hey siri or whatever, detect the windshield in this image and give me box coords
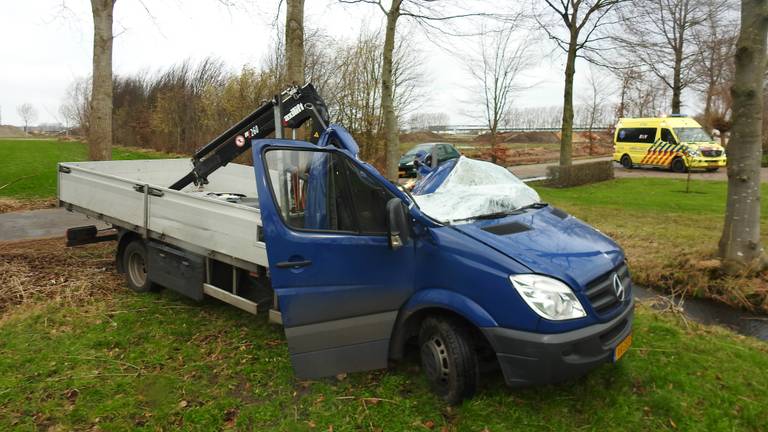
[674,127,712,143]
[412,156,540,223]
[404,144,432,157]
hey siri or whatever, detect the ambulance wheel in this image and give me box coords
[671,158,687,173]
[706,167,719,172]
[419,317,479,405]
[620,154,633,169]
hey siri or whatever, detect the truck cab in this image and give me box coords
[614,116,727,172]
[255,126,633,404]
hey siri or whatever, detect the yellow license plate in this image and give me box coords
[614,333,632,362]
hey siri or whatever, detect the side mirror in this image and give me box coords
[386,197,411,250]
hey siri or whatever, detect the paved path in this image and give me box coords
[510,157,768,182]
[0,208,107,242]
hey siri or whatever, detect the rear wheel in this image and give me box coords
[671,158,687,173]
[620,154,633,169]
[418,317,479,405]
[122,240,153,292]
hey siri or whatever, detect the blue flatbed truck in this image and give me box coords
[59,84,634,404]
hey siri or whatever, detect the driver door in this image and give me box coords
[253,141,415,378]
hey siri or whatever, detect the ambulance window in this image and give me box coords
[661,128,677,145]
[617,128,656,143]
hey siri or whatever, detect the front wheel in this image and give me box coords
[620,154,633,169]
[419,317,479,405]
[671,158,687,173]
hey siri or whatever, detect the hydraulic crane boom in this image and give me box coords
[169,83,329,190]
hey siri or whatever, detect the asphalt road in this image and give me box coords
[510,157,768,182]
[0,208,107,242]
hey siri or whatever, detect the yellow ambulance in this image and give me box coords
[613,115,727,172]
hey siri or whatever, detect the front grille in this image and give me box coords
[584,263,631,315]
[701,149,723,157]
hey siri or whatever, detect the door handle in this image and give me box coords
[275,259,312,269]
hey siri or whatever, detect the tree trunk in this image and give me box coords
[285,0,304,86]
[490,129,497,164]
[671,48,683,114]
[718,0,768,272]
[381,0,401,180]
[284,0,305,140]
[88,0,114,161]
[559,32,578,167]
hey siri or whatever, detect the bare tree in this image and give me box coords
[59,77,92,135]
[718,0,768,272]
[89,0,115,160]
[534,0,624,167]
[340,0,486,179]
[580,65,611,155]
[691,0,738,132]
[465,24,530,163]
[616,0,710,114]
[16,103,38,133]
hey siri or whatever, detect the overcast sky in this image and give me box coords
[0,0,611,127]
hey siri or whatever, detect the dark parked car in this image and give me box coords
[398,142,461,178]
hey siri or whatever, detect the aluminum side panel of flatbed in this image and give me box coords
[58,160,268,267]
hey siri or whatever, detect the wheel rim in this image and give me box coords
[421,336,450,387]
[127,250,147,287]
[622,156,631,168]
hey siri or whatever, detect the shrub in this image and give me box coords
[546,160,614,187]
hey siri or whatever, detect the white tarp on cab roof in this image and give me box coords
[413,156,540,223]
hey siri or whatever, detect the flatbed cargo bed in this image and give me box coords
[58,158,268,271]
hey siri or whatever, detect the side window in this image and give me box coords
[343,158,393,234]
[264,149,355,232]
[437,145,449,161]
[661,128,677,145]
[617,128,656,144]
[264,149,392,235]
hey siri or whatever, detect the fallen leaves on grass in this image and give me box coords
[0,238,121,316]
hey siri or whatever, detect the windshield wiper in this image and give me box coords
[446,202,549,224]
[516,202,549,211]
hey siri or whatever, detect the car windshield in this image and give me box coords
[404,144,432,156]
[412,156,540,223]
[674,127,712,143]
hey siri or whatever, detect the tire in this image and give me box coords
[418,317,479,405]
[706,167,719,172]
[122,240,153,293]
[620,154,633,169]
[671,158,687,173]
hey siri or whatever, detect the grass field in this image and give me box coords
[0,239,766,431]
[1,144,767,429]
[537,178,768,312]
[0,138,175,199]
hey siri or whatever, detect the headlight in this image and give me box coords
[686,148,701,157]
[509,274,586,320]
[406,161,414,166]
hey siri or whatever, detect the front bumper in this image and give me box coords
[482,299,634,387]
[688,157,726,169]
